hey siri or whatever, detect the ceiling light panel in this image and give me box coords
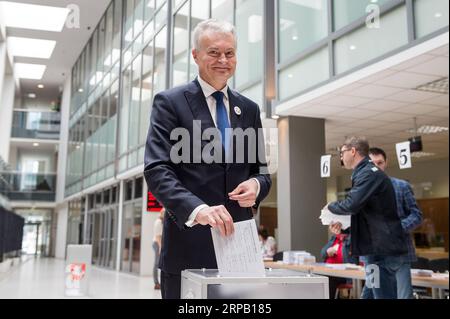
[14,63,47,80]
[0,1,70,32]
[7,37,56,59]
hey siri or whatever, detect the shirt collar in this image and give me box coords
[197,75,229,101]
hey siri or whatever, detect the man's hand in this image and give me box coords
[195,205,234,237]
[228,179,258,208]
[329,222,342,235]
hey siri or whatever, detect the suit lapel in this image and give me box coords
[228,88,244,131]
[184,80,216,131]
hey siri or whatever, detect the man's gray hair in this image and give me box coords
[342,136,370,157]
[192,19,237,51]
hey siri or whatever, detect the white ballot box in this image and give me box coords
[181,268,329,299]
[65,245,92,297]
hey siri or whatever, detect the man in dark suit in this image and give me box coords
[144,19,271,299]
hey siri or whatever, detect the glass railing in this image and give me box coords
[11,111,61,140]
[0,172,56,202]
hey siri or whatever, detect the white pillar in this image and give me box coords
[55,202,69,259]
[0,74,15,162]
[55,75,71,204]
[277,116,328,257]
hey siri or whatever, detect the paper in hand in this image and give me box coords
[320,205,351,230]
[211,219,266,277]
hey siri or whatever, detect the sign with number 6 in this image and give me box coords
[396,141,412,169]
[321,155,332,178]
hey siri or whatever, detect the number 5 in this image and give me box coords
[400,149,408,166]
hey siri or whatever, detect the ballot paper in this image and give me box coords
[211,219,266,277]
[320,206,351,230]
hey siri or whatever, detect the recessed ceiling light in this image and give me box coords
[414,125,449,135]
[435,12,443,18]
[37,84,45,89]
[0,1,70,32]
[33,143,40,147]
[7,37,56,59]
[416,77,448,94]
[14,63,47,80]
[78,88,84,93]
[27,93,37,99]
[349,45,357,51]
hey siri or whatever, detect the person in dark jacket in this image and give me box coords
[328,137,408,299]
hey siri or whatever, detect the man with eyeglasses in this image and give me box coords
[327,137,408,299]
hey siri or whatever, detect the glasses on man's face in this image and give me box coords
[340,148,351,157]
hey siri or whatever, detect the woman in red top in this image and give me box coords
[321,223,358,298]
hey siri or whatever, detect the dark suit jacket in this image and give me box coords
[144,79,272,274]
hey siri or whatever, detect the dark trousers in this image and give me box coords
[161,271,181,299]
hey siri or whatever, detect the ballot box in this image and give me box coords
[181,268,329,299]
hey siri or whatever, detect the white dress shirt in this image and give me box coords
[185,76,260,227]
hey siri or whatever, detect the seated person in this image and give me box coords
[320,223,358,298]
[258,227,277,259]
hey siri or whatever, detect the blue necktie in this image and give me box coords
[212,91,230,153]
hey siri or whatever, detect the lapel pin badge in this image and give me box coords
[234,106,242,116]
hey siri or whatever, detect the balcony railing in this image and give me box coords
[0,172,56,202]
[11,111,61,140]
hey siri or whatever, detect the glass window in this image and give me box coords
[414,0,449,39]
[155,2,168,30]
[128,55,142,151]
[335,6,408,75]
[333,0,392,31]
[236,0,263,88]
[212,0,233,23]
[104,4,114,69]
[120,64,132,155]
[124,0,135,49]
[131,202,142,274]
[279,46,329,100]
[279,0,328,63]
[135,177,143,198]
[172,0,185,10]
[134,0,145,38]
[108,81,119,162]
[173,2,189,86]
[140,42,154,145]
[126,180,134,200]
[145,0,156,25]
[97,17,106,76]
[112,0,122,66]
[154,27,167,94]
[90,31,98,90]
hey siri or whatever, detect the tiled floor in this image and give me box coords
[0,257,161,299]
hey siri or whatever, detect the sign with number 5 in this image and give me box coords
[321,155,332,178]
[396,142,412,169]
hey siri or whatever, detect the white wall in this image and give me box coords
[55,203,68,259]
